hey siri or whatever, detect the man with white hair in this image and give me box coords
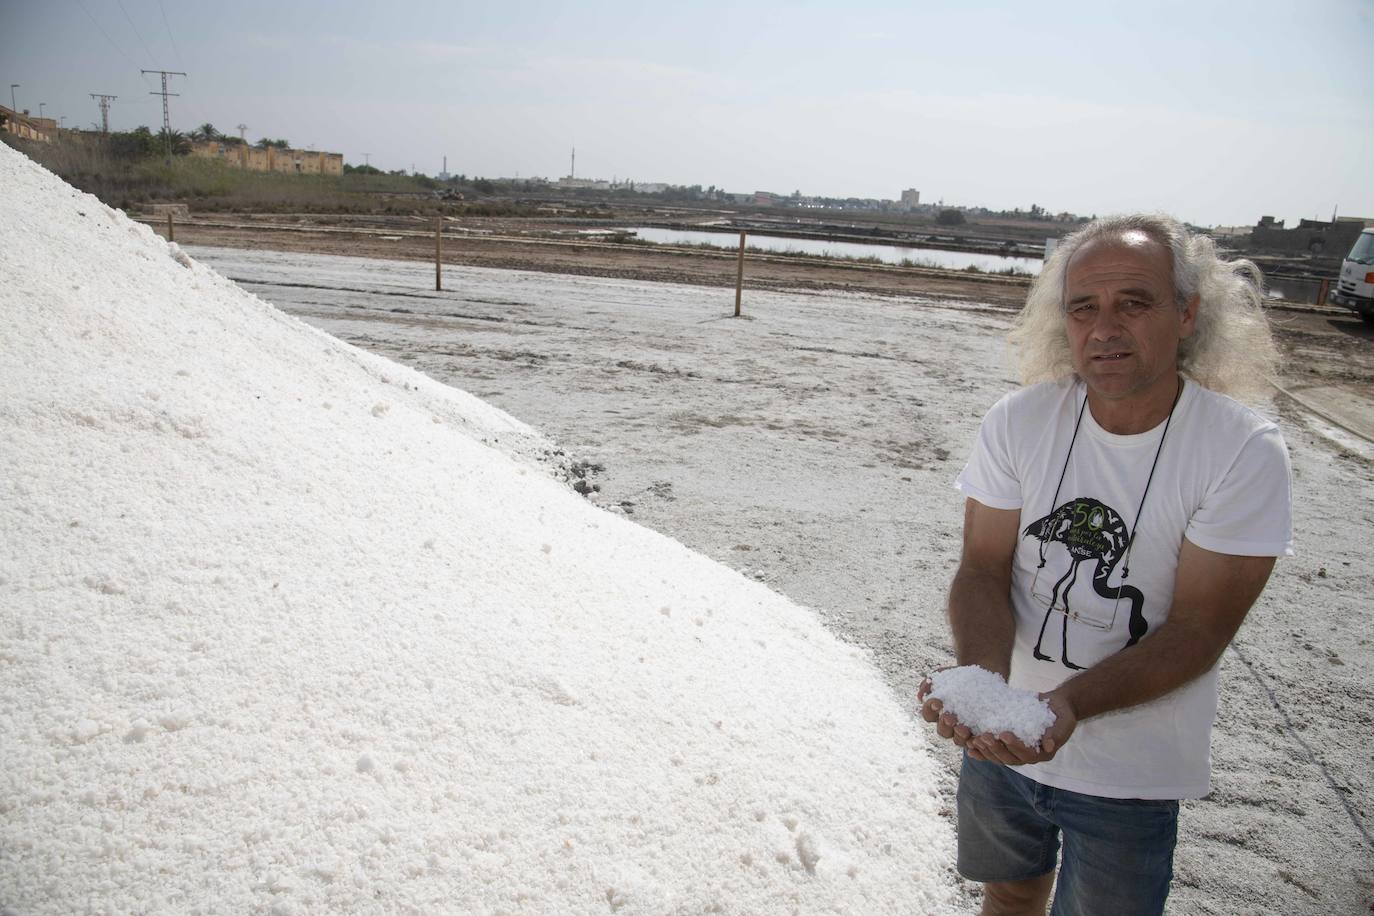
[919,214,1293,915]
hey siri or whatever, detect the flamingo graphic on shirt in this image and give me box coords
[1022,497,1149,670]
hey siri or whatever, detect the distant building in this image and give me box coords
[190,140,343,176]
[900,188,921,210]
[555,176,612,190]
[1251,214,1364,256]
[0,106,56,143]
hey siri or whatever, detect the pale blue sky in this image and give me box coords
[5,0,1371,226]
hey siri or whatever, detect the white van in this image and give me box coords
[1331,228,1374,322]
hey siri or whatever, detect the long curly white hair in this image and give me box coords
[1007,213,1280,398]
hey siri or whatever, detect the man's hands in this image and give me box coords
[921,527,1278,769]
[917,678,1078,765]
[917,675,983,756]
[968,690,1077,765]
[922,498,1023,761]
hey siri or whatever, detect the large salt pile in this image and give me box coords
[0,144,958,913]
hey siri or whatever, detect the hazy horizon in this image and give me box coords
[5,0,1372,228]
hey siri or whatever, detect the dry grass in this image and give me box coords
[1,134,504,215]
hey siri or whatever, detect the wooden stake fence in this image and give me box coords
[435,217,443,291]
[734,231,746,316]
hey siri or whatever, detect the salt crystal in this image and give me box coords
[927,666,1055,748]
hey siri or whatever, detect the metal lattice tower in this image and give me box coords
[90,94,117,133]
[141,70,186,164]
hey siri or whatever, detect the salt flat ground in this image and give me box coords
[190,245,1374,915]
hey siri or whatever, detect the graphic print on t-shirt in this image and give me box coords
[1022,497,1148,670]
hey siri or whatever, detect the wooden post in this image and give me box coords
[734,231,746,317]
[1316,278,1330,306]
[434,217,443,291]
[167,211,174,242]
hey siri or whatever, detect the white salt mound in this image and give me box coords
[0,144,959,912]
[928,666,1056,748]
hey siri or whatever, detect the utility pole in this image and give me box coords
[362,152,370,167]
[141,69,187,165]
[90,94,117,133]
[570,145,575,180]
[236,123,247,141]
[38,102,45,119]
[9,84,17,112]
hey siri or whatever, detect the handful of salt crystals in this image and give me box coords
[927,666,1056,748]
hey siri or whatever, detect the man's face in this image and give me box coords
[1062,232,1198,405]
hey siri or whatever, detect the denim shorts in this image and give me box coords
[957,753,1179,916]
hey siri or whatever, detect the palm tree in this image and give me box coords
[189,122,220,143]
[157,128,192,156]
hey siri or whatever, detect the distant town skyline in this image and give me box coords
[5,0,1372,228]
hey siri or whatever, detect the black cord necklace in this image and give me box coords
[1035,376,1185,579]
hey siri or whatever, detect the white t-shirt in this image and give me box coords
[954,377,1292,799]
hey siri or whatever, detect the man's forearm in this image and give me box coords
[1052,548,1275,724]
[1053,614,1226,722]
[946,566,1017,678]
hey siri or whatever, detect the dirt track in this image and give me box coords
[153,214,1374,442]
[150,215,1034,308]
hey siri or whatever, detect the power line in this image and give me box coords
[157,0,187,73]
[173,77,215,137]
[73,0,177,132]
[142,70,186,163]
[116,0,158,67]
[75,0,141,71]
[90,94,117,134]
[146,1,215,141]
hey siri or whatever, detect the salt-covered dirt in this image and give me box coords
[149,214,1034,310]
[181,243,1374,914]
[1,145,966,913]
